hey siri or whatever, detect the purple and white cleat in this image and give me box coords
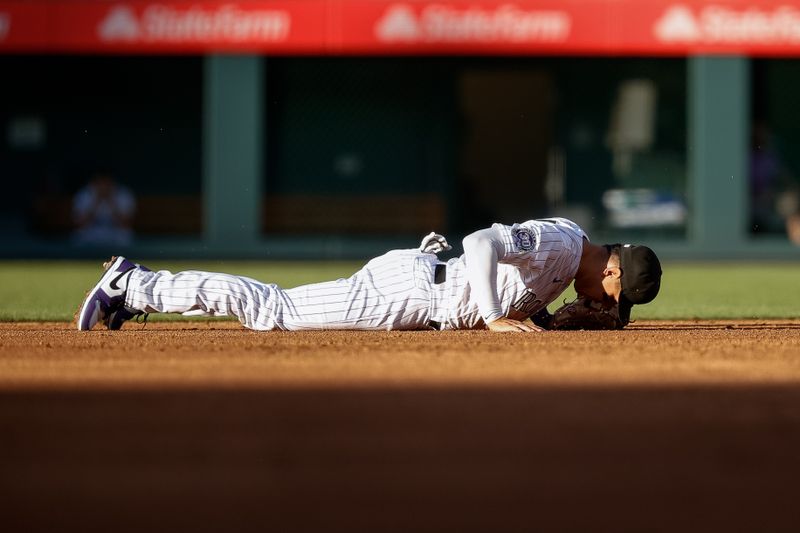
[106,304,148,331]
[76,256,148,331]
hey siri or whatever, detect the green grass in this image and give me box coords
[0,260,797,321]
[650,263,800,319]
[556,262,800,320]
[0,260,363,322]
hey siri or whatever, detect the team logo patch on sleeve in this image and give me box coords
[512,227,537,251]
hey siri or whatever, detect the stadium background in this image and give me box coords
[2,0,800,260]
[4,4,800,532]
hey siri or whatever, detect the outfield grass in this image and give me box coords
[560,262,798,320]
[0,260,796,321]
[0,260,363,322]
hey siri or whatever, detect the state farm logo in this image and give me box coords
[0,12,10,41]
[376,3,570,43]
[654,6,700,42]
[98,4,291,43]
[99,6,140,41]
[376,6,420,41]
[655,4,800,43]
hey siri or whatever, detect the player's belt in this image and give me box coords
[429,264,447,330]
[434,264,446,284]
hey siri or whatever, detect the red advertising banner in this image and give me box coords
[3,0,800,55]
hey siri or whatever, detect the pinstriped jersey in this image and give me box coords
[441,217,586,330]
[124,218,586,332]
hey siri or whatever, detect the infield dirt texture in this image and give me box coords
[3,321,800,532]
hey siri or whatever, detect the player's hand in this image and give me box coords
[419,232,452,254]
[486,317,543,332]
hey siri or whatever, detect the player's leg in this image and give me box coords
[77,256,289,331]
[77,250,437,331]
[123,250,431,331]
[280,249,433,330]
[124,267,286,330]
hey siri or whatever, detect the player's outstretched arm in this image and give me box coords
[464,227,544,333]
[462,228,504,324]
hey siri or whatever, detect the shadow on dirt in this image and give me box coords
[2,384,799,533]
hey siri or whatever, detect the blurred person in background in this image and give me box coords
[750,120,800,243]
[72,168,136,246]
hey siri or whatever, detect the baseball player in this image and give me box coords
[76,217,662,332]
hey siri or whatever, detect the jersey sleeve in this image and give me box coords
[461,226,506,323]
[491,218,585,269]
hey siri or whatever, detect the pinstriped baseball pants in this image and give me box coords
[125,249,443,331]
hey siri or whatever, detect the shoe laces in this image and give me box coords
[135,312,150,329]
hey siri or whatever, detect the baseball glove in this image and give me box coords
[534,297,628,330]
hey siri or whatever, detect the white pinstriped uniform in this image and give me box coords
[438,217,585,329]
[124,218,585,331]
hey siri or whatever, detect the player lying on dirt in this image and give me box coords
[77,217,662,332]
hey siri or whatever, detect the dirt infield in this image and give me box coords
[2,321,800,532]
